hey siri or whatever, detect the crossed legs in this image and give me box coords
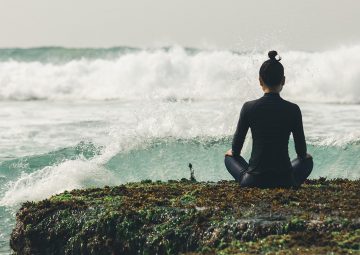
[224,155,313,188]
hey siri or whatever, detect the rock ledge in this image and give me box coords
[10,178,360,254]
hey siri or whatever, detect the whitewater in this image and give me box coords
[0,45,359,253]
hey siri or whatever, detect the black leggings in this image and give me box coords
[224,155,313,188]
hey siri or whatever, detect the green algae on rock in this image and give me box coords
[10,179,360,254]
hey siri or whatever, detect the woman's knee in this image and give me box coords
[224,155,249,182]
[292,156,313,169]
[224,155,234,169]
[301,157,314,173]
[292,157,314,187]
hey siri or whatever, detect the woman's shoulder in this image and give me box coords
[244,97,262,106]
[242,99,258,109]
[281,98,300,108]
[281,98,302,114]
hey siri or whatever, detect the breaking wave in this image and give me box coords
[0,45,360,103]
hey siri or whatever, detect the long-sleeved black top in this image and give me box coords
[232,92,307,175]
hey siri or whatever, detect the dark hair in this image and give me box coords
[259,50,284,87]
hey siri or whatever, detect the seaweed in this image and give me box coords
[10,179,360,254]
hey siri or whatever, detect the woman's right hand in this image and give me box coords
[225,149,233,157]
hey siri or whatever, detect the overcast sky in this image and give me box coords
[1,0,359,50]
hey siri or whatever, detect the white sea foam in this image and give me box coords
[0,157,117,206]
[0,45,360,103]
[0,131,142,206]
[312,132,360,147]
[0,103,239,206]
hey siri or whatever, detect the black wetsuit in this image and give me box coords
[225,92,313,188]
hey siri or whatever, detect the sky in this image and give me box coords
[1,0,360,50]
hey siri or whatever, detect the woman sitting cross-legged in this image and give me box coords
[225,51,313,188]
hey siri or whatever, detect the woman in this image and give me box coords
[225,51,313,188]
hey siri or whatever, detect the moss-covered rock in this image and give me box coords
[10,179,360,254]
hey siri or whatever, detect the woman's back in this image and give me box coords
[239,93,306,175]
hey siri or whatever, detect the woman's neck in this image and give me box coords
[262,85,282,94]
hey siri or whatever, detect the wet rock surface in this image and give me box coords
[10,178,360,254]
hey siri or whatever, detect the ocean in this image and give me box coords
[0,46,359,253]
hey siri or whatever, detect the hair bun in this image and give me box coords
[268,50,281,61]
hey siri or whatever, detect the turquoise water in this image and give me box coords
[0,46,359,253]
